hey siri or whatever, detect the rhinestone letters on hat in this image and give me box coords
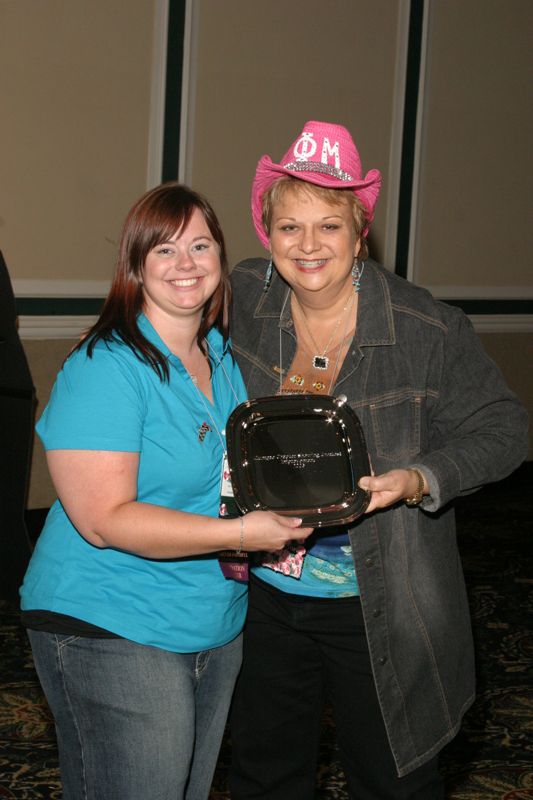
[293,132,317,161]
[322,137,340,169]
[283,161,354,182]
[291,130,348,176]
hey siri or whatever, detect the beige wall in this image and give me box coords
[413,0,533,292]
[480,333,532,457]
[187,0,402,267]
[1,0,155,286]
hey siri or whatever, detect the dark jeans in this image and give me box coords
[229,576,444,800]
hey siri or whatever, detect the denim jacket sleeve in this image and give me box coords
[409,303,529,511]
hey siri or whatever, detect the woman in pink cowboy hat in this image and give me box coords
[228,120,528,799]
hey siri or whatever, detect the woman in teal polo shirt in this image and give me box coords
[20,183,310,800]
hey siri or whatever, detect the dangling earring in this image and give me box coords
[263,257,273,292]
[351,259,365,292]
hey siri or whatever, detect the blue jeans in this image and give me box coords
[28,630,242,800]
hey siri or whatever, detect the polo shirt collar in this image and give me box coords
[136,313,228,365]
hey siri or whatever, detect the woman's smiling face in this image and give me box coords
[269,187,361,302]
[141,206,221,325]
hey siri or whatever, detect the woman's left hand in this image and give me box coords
[358,469,427,513]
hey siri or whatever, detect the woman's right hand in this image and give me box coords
[46,449,312,559]
[238,511,312,553]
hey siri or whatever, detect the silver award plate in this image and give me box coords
[226,394,371,527]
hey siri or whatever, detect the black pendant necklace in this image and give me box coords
[293,293,355,370]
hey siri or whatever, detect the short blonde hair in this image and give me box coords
[261,177,369,259]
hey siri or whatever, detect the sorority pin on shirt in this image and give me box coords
[198,421,211,442]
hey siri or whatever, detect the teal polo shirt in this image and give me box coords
[21,316,248,652]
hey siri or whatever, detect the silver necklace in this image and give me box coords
[323,300,355,393]
[278,290,291,394]
[183,347,209,387]
[279,289,356,395]
[292,292,355,371]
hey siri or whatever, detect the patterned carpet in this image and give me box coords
[0,463,531,799]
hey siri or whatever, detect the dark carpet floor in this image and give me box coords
[1,463,531,799]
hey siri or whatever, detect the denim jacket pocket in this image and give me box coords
[369,393,422,462]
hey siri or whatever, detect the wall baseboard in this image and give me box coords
[17,313,533,340]
[12,280,110,297]
[19,316,98,340]
[467,315,533,333]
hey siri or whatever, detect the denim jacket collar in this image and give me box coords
[252,260,396,348]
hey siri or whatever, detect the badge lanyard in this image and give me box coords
[184,343,248,582]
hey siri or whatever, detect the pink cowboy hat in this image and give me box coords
[251,120,382,248]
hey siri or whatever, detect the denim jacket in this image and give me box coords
[230,257,529,777]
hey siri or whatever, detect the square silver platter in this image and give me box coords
[226,394,370,527]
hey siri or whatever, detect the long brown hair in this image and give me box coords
[72,183,231,381]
